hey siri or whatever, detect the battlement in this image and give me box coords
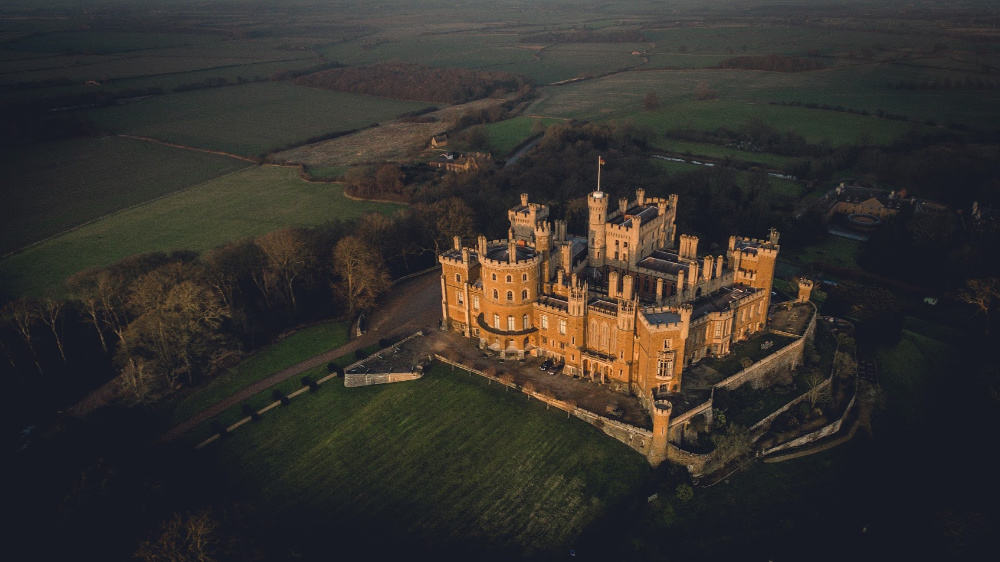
[640,303,692,330]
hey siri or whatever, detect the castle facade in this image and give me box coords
[438,187,779,409]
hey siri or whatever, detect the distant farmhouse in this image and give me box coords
[439,177,785,464]
[429,151,492,173]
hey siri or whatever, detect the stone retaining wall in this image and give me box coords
[761,393,858,456]
[344,371,422,387]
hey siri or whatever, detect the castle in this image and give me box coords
[438,179,780,456]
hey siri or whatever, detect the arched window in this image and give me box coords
[506,274,512,283]
[521,289,528,300]
[506,291,513,301]
[455,273,461,283]
[492,289,498,299]
[522,273,527,281]
[491,273,497,281]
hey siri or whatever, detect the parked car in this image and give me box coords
[540,359,554,371]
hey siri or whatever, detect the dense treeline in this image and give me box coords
[0,200,481,433]
[294,62,532,104]
[519,29,646,43]
[716,54,826,72]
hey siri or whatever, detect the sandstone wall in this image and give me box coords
[344,371,422,387]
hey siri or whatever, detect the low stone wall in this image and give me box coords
[344,371,422,387]
[713,303,817,392]
[761,393,858,456]
[666,444,710,477]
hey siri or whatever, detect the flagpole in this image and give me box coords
[597,155,602,193]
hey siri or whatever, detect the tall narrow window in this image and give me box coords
[506,274,512,283]
[493,289,498,299]
[522,314,530,330]
[559,319,567,335]
[456,291,463,305]
[506,291,513,301]
[541,315,549,329]
[493,314,500,329]
[507,315,515,331]
[521,289,528,300]
[522,273,527,281]
[656,352,674,379]
[473,295,479,310]
[455,273,461,283]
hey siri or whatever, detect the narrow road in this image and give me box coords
[160,269,442,442]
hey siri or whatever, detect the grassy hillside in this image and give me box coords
[0,136,251,254]
[0,165,403,296]
[202,362,650,557]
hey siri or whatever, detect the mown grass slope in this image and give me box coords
[202,362,649,557]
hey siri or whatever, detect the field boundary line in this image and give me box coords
[118,134,260,162]
[0,155,254,260]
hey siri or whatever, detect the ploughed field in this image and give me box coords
[199,362,649,557]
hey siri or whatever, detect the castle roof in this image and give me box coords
[643,310,681,325]
[608,204,659,227]
[691,285,758,320]
[637,249,690,275]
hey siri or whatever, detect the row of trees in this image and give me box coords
[1,199,481,429]
[295,62,533,104]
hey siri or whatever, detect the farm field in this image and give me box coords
[651,138,805,170]
[86,81,430,157]
[479,116,559,156]
[0,165,403,297]
[168,320,349,426]
[272,97,507,167]
[201,362,650,557]
[652,158,803,199]
[0,136,251,255]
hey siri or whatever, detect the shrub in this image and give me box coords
[210,420,228,438]
[355,349,369,360]
[272,388,290,406]
[675,483,694,502]
[241,403,261,422]
[301,376,319,392]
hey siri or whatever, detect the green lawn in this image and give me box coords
[86,81,430,157]
[202,362,650,556]
[0,136,251,255]
[652,157,803,199]
[784,235,863,271]
[168,320,349,426]
[481,116,558,156]
[0,165,403,296]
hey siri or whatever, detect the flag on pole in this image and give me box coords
[598,156,606,166]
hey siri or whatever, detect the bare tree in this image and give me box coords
[40,298,67,363]
[135,509,218,562]
[255,229,310,311]
[67,270,108,352]
[804,369,827,408]
[333,235,390,314]
[3,299,42,375]
[958,278,1000,335]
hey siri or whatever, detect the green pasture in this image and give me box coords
[0,165,403,296]
[0,136,250,255]
[652,158,803,199]
[86,81,429,157]
[652,138,805,170]
[202,362,649,555]
[3,30,215,54]
[168,320,349,426]
[481,116,559,155]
